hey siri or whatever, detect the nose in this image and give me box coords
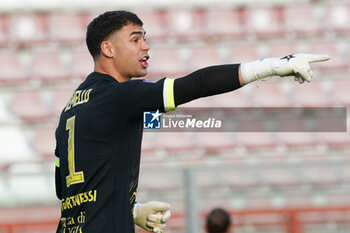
[142,39,150,51]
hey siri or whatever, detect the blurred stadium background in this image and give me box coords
[0,0,349,232]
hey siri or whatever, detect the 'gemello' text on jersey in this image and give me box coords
[65,89,93,112]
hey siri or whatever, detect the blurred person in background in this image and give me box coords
[54,10,329,233]
[206,208,233,233]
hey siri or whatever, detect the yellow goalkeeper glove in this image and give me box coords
[240,53,330,85]
[133,201,171,233]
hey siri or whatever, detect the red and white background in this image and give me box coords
[0,0,349,232]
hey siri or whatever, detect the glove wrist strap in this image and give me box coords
[241,58,280,85]
[133,202,140,220]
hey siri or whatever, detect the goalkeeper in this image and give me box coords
[54,10,329,233]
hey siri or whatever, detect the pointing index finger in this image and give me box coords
[306,54,330,63]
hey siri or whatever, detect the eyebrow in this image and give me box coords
[129,31,146,37]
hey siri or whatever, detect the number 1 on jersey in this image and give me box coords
[66,116,84,187]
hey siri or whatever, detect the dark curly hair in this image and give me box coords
[86,10,143,59]
[206,208,232,233]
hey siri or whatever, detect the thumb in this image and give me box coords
[304,54,330,63]
[294,65,312,82]
[161,210,171,223]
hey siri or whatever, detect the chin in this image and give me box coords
[135,71,148,78]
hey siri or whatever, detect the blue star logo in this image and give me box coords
[151,110,162,123]
[143,110,161,129]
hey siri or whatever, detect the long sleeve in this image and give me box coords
[173,64,241,106]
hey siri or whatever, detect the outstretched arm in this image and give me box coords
[173,53,330,107]
[174,64,241,106]
[122,53,329,119]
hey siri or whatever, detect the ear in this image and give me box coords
[228,225,234,233]
[100,41,114,58]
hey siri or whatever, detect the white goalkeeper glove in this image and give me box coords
[133,201,171,233]
[240,53,330,85]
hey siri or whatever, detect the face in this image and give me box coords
[105,23,150,80]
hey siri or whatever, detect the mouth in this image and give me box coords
[139,55,150,69]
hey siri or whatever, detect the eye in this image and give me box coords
[132,38,138,43]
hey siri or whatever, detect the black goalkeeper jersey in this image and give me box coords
[54,72,175,233]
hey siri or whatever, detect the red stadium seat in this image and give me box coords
[313,110,347,133]
[195,132,236,154]
[141,133,157,155]
[49,13,87,44]
[245,7,285,38]
[195,169,223,190]
[229,43,259,63]
[250,81,291,107]
[284,195,314,208]
[339,164,350,183]
[234,118,277,149]
[236,132,277,150]
[0,126,34,163]
[188,45,222,70]
[317,132,350,149]
[267,41,298,58]
[210,90,249,107]
[84,12,97,27]
[308,40,349,72]
[32,51,70,83]
[327,194,350,207]
[138,170,181,192]
[11,90,52,123]
[285,5,324,37]
[136,11,168,40]
[165,9,206,40]
[325,4,350,35]
[275,116,311,132]
[289,81,331,107]
[331,78,350,106]
[0,15,9,47]
[146,47,186,78]
[301,166,340,186]
[156,132,196,154]
[276,132,317,149]
[204,8,246,39]
[52,88,74,117]
[0,95,12,123]
[32,127,56,158]
[201,199,231,212]
[0,51,30,85]
[71,49,94,80]
[260,167,300,187]
[274,116,318,149]
[235,114,269,132]
[8,13,48,46]
[244,196,276,210]
[221,169,260,189]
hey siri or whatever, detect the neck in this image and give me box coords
[94,58,130,83]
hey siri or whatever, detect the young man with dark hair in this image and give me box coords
[206,208,232,233]
[54,10,329,233]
